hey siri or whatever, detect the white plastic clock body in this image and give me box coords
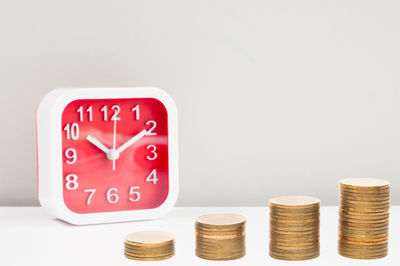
[36,87,178,225]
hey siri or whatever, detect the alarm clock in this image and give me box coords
[36,87,178,225]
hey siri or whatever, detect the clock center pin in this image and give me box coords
[107,149,120,160]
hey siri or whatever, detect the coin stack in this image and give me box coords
[269,196,320,261]
[338,177,390,259]
[124,231,175,261]
[195,213,246,260]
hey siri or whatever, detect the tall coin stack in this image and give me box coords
[269,196,320,261]
[338,178,390,259]
[124,231,175,261]
[195,213,246,260]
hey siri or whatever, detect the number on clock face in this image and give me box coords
[61,98,169,214]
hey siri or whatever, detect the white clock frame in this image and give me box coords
[36,87,179,225]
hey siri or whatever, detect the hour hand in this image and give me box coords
[86,135,111,154]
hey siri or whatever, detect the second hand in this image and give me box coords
[112,118,117,171]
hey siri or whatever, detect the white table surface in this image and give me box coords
[0,206,398,266]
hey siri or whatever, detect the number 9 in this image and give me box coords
[65,148,77,164]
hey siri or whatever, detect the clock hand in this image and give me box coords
[112,118,117,171]
[86,135,111,154]
[115,129,147,154]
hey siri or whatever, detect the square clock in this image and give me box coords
[36,87,178,225]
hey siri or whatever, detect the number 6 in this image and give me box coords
[106,188,119,203]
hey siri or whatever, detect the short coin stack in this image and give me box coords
[338,177,390,259]
[269,196,320,261]
[124,231,175,261]
[195,213,246,260]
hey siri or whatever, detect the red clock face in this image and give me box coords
[61,98,169,214]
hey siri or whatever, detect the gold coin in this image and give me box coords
[338,247,387,260]
[339,206,390,214]
[124,231,175,261]
[196,213,246,226]
[270,252,319,261]
[339,177,390,187]
[339,212,389,221]
[339,228,388,236]
[338,178,390,260]
[125,231,174,244]
[339,242,388,252]
[124,252,174,261]
[269,195,320,207]
[270,245,319,261]
[124,245,174,254]
[195,213,246,261]
[339,218,389,227]
[269,195,320,261]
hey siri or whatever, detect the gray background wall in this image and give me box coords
[1,0,399,206]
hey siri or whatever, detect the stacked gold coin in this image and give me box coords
[338,178,390,259]
[124,231,175,261]
[269,196,320,261]
[195,213,246,260]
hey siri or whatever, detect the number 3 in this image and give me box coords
[146,145,157,160]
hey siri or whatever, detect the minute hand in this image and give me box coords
[116,129,148,154]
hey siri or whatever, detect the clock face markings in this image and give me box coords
[146,145,157,160]
[131,104,140,120]
[64,148,77,164]
[61,98,169,214]
[146,169,158,184]
[145,120,157,135]
[77,105,93,122]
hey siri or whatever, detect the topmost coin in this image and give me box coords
[196,213,246,226]
[339,178,390,187]
[125,231,175,244]
[269,195,320,206]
